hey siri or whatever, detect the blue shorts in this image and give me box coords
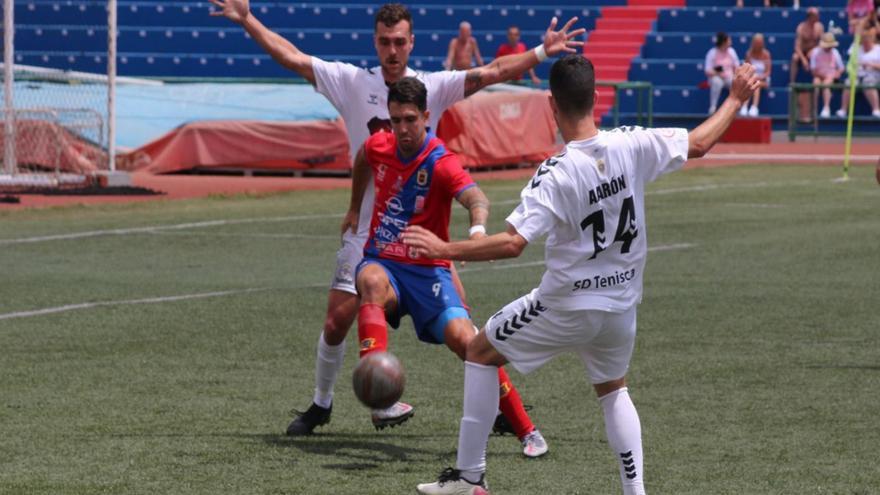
[357,257,469,345]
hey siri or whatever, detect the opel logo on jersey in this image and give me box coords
[417,168,429,186]
[385,196,404,216]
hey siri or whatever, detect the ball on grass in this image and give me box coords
[352,352,405,410]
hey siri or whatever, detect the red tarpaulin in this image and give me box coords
[119,119,351,174]
[119,91,558,174]
[437,90,560,168]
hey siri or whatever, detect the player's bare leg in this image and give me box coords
[355,263,414,429]
[444,321,547,458]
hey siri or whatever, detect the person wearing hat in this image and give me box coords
[792,7,825,122]
[837,25,880,118]
[810,32,845,118]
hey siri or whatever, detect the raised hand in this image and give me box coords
[542,17,586,57]
[209,0,250,24]
[731,63,761,104]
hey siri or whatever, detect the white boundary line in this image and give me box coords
[0,213,342,246]
[0,244,694,322]
[0,288,272,321]
[701,152,879,163]
[0,178,818,246]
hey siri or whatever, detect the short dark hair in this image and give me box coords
[715,31,729,48]
[549,54,596,118]
[387,77,427,112]
[375,3,413,33]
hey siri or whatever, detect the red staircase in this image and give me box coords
[584,0,686,122]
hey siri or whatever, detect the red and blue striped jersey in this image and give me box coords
[363,131,475,268]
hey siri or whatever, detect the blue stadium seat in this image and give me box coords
[655,7,848,33]
[629,58,797,88]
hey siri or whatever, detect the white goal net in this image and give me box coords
[1,0,117,191]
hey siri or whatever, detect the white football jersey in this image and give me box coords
[506,126,689,312]
[312,57,467,237]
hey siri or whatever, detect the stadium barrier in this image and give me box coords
[787,82,880,141]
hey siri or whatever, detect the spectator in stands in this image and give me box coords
[847,0,875,33]
[742,33,773,116]
[837,26,880,118]
[811,32,845,118]
[444,22,484,70]
[704,32,741,114]
[791,7,824,122]
[495,26,542,85]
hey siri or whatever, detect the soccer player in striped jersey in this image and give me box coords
[347,76,546,458]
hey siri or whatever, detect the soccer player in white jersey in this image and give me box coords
[403,55,760,494]
[209,0,583,453]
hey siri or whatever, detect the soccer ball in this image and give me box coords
[352,352,405,410]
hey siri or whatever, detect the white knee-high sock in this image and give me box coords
[599,387,646,495]
[456,361,499,482]
[312,333,346,409]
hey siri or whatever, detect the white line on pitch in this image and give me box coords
[0,213,342,246]
[459,243,694,273]
[0,288,273,321]
[702,152,878,162]
[147,231,339,239]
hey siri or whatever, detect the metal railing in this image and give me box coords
[597,80,653,129]
[787,82,880,141]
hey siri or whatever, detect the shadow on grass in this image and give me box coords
[804,364,880,371]
[262,432,449,471]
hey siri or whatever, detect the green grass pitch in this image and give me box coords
[1,164,878,494]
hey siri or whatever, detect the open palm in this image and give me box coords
[209,0,249,24]
[542,17,586,56]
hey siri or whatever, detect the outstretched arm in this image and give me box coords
[688,64,761,158]
[456,186,490,239]
[463,17,584,96]
[210,0,315,84]
[403,224,528,261]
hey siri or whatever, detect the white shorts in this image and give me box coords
[485,288,637,384]
[330,229,366,295]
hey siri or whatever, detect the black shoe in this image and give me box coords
[491,404,533,436]
[286,403,331,436]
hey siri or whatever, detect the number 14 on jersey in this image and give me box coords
[580,195,638,260]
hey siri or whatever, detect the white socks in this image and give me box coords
[600,387,646,495]
[312,333,346,409]
[456,361,499,482]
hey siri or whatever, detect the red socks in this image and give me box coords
[497,367,534,439]
[358,303,388,358]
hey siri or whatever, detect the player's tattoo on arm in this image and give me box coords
[464,69,484,97]
[458,187,490,230]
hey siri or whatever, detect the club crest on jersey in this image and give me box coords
[417,168,429,186]
[360,338,377,351]
[367,94,379,105]
[499,381,512,398]
[377,164,387,182]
